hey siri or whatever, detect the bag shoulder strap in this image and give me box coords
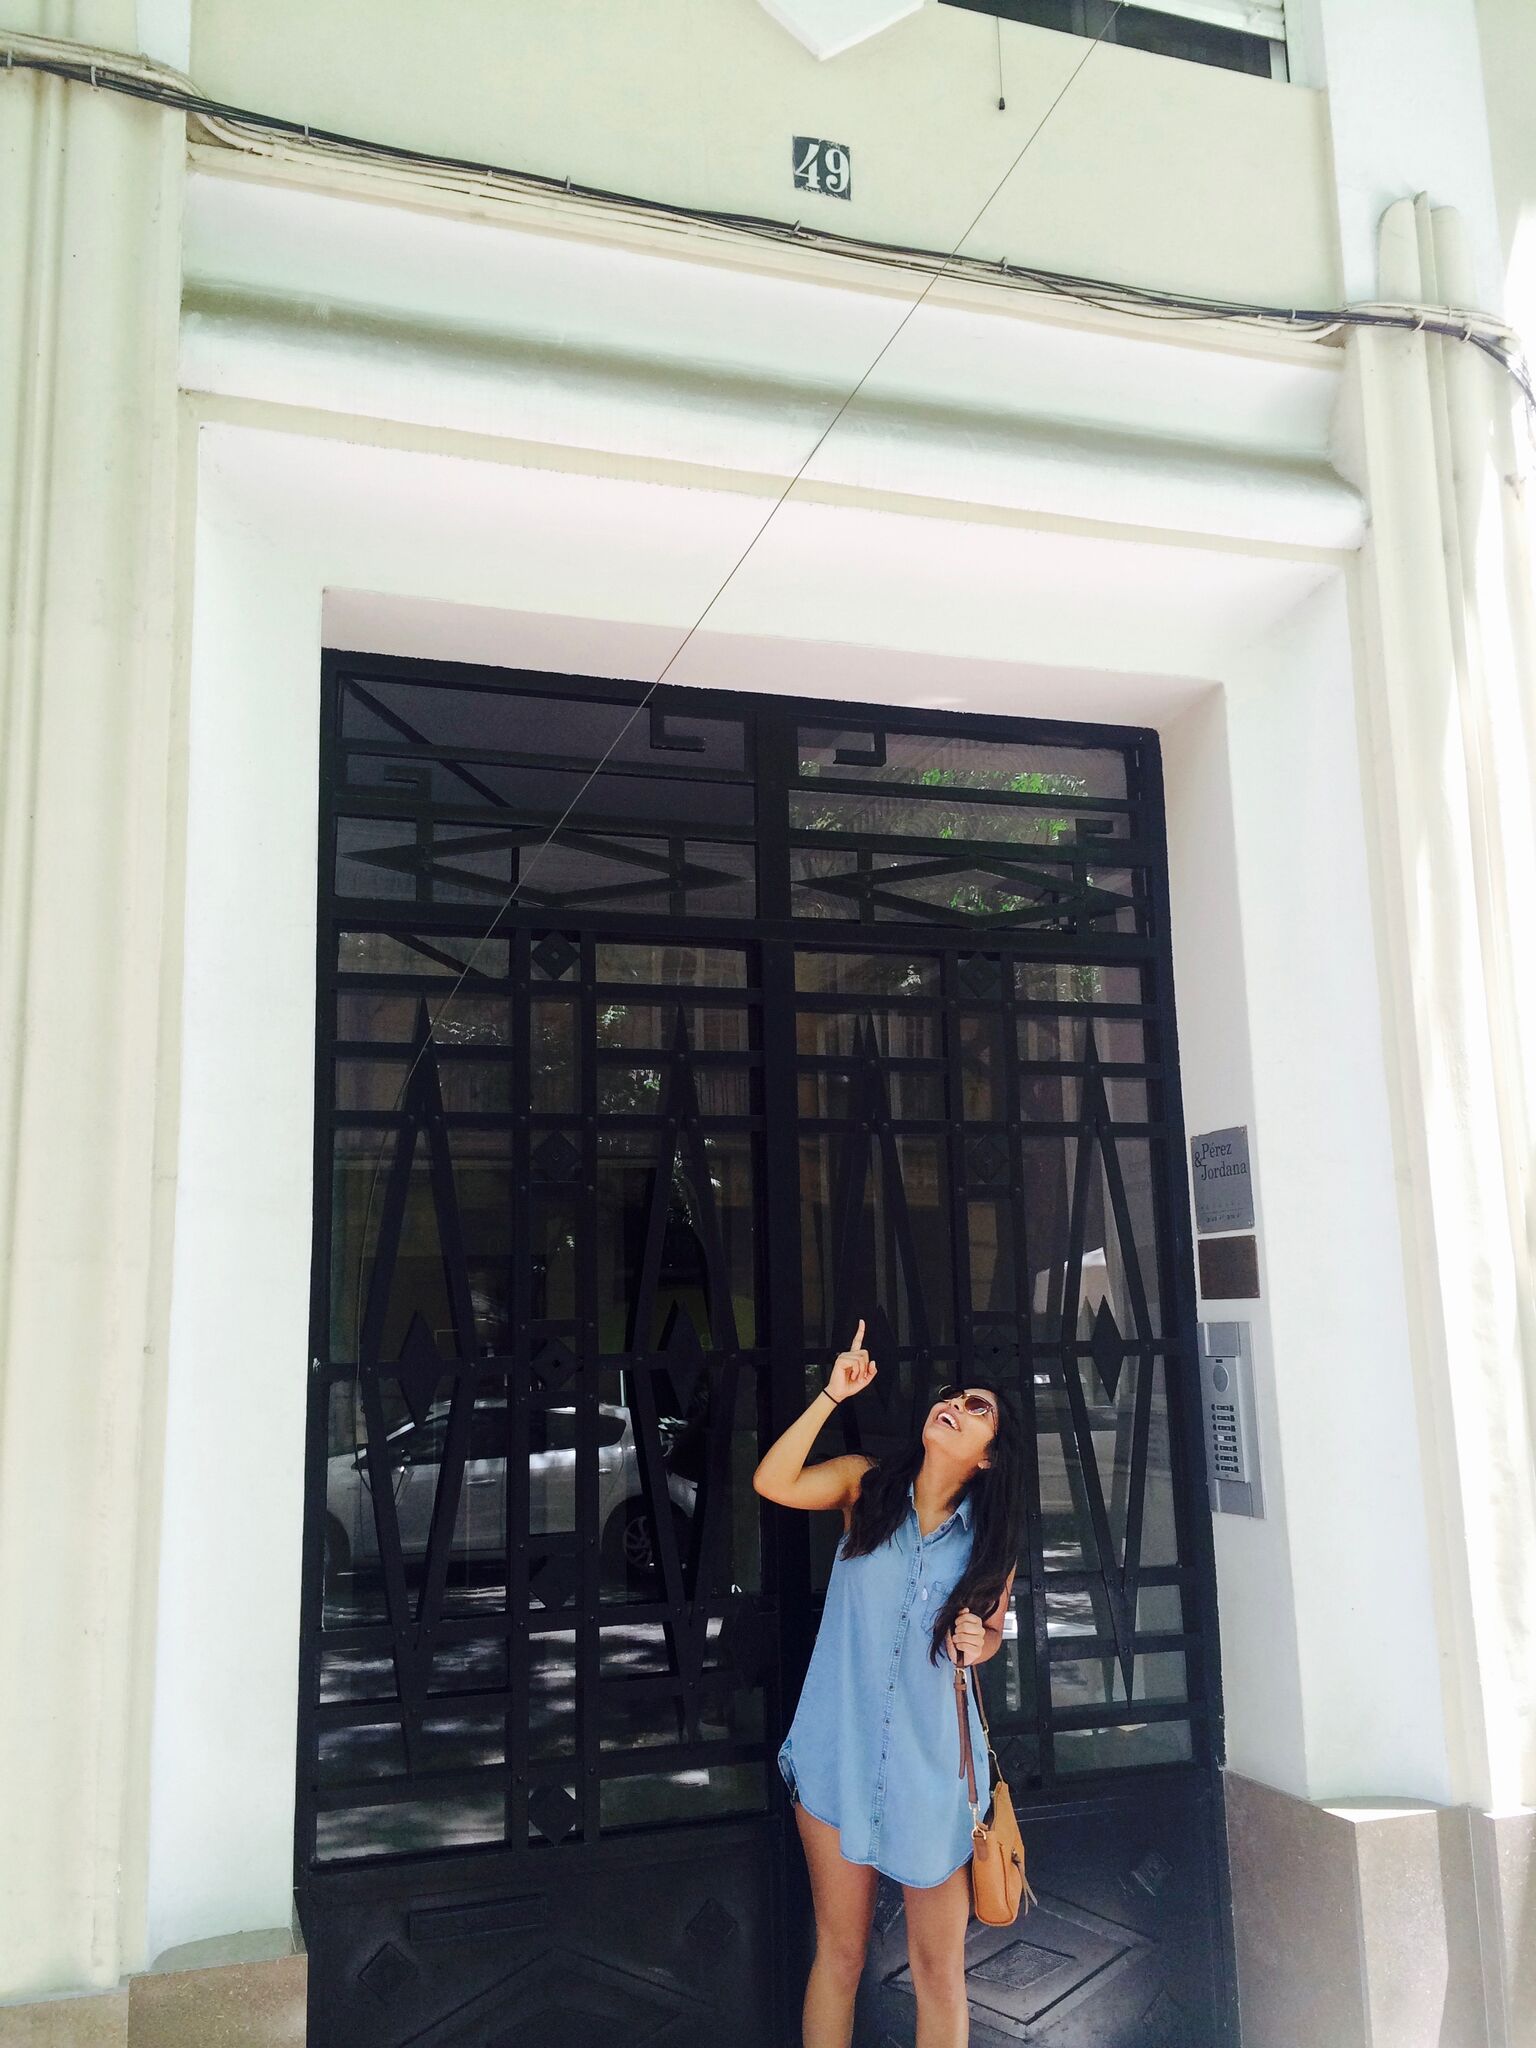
[969,1663,989,1735]
[953,1664,978,1809]
[966,1671,1003,1785]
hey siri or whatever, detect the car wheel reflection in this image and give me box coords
[603,1496,693,1588]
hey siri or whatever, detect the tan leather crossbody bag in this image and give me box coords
[954,1661,1038,1926]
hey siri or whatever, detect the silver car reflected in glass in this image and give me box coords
[324,1398,697,1587]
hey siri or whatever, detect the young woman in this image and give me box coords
[753,1320,1022,2048]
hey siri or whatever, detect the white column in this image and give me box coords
[1342,197,1536,1814]
[0,5,186,1997]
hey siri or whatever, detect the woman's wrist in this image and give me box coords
[817,1385,842,1407]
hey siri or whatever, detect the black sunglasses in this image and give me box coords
[933,1384,999,1425]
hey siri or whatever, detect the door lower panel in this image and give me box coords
[304,1822,780,2047]
[863,1776,1232,2045]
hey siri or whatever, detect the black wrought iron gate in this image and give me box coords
[299,653,1237,2047]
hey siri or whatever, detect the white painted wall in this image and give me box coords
[1478,0,1536,355]
[1221,576,1450,1800]
[1292,0,1503,306]
[1161,573,1451,1806]
[135,0,190,69]
[146,466,322,1961]
[1160,685,1310,1798]
[187,0,1340,306]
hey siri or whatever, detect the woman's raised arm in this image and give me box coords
[751,1320,878,1511]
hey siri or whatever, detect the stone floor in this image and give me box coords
[0,1957,307,2048]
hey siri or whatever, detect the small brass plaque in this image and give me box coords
[1198,1234,1259,1299]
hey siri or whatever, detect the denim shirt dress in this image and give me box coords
[777,1479,990,1887]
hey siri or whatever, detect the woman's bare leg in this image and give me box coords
[902,1863,973,2048]
[794,1804,878,2048]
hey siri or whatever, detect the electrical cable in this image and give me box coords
[3,30,1532,415]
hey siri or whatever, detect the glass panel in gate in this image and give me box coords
[781,716,1205,1791]
[304,672,774,1870]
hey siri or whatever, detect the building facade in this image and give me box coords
[2,1,1534,2043]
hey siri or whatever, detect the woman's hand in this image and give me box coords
[948,1608,986,1667]
[826,1319,878,1403]
[749,1318,881,1513]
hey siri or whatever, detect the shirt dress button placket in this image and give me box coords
[870,1511,920,1838]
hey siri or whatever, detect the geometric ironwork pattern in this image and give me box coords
[821,1014,936,1445]
[1126,1846,1175,1901]
[797,973,1203,1799]
[384,1946,713,2048]
[527,1786,582,1845]
[958,953,1004,1000]
[882,1888,1155,2031]
[304,661,1229,2045]
[684,1897,739,1949]
[353,1011,484,1749]
[965,1132,1011,1186]
[789,835,1138,931]
[358,1940,419,2005]
[530,932,579,980]
[531,1130,581,1180]
[1140,1988,1192,2045]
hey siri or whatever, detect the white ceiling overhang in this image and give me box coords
[753,0,925,61]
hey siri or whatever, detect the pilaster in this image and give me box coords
[1340,199,1536,1822]
[0,10,186,1997]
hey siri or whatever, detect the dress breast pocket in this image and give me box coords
[922,1564,970,1634]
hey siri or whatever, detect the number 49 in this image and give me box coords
[792,136,853,201]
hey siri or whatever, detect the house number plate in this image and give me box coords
[792,136,853,199]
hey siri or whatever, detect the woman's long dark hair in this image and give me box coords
[839,1380,1024,1664]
